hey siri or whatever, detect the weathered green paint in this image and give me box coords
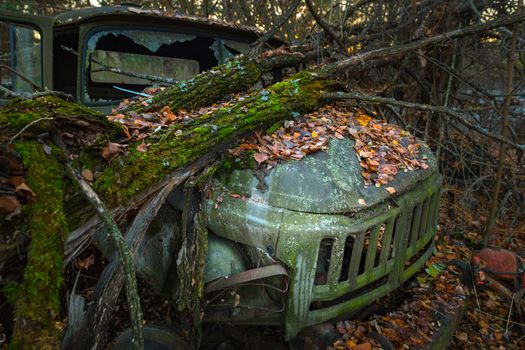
[6,141,67,350]
[206,135,442,339]
[216,138,436,214]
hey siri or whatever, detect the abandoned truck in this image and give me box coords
[1,5,442,349]
[0,5,282,111]
[107,117,442,348]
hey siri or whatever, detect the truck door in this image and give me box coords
[0,11,53,104]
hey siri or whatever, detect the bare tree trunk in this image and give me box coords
[483,23,519,247]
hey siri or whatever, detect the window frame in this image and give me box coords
[78,22,253,107]
[0,11,53,104]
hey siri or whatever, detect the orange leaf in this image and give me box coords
[357,114,372,126]
[354,343,372,350]
[385,187,396,194]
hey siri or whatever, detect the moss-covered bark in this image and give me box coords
[128,52,313,115]
[95,71,337,206]
[6,141,67,350]
[0,57,336,348]
[138,55,261,114]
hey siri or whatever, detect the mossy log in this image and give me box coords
[127,51,317,114]
[0,56,336,348]
[4,141,67,350]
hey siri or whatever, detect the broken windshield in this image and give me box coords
[82,28,249,104]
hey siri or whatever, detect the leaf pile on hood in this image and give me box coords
[229,105,429,186]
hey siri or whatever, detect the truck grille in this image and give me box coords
[282,174,441,339]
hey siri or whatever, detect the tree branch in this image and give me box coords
[250,0,301,55]
[52,134,144,350]
[305,0,347,51]
[60,45,178,85]
[323,11,525,75]
[324,91,525,151]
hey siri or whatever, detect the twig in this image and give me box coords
[0,64,43,92]
[0,85,29,98]
[505,293,515,337]
[436,41,458,160]
[9,117,55,144]
[323,11,525,75]
[250,0,301,55]
[474,309,525,327]
[305,0,346,52]
[324,91,525,151]
[483,20,519,246]
[342,0,373,24]
[52,134,144,350]
[60,45,178,85]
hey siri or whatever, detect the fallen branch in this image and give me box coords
[53,134,144,350]
[0,85,28,99]
[324,91,525,151]
[82,154,214,350]
[60,45,178,85]
[0,64,43,92]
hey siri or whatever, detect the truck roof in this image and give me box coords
[52,5,284,45]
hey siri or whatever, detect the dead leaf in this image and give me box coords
[81,168,93,182]
[386,187,396,194]
[346,340,357,347]
[358,198,367,206]
[456,332,468,342]
[357,114,372,126]
[76,254,95,270]
[0,196,21,216]
[354,343,372,350]
[101,142,123,160]
[136,141,148,153]
[253,152,269,164]
[15,183,37,202]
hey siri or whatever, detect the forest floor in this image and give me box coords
[328,194,525,350]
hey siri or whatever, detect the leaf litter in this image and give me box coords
[0,144,36,218]
[229,105,429,186]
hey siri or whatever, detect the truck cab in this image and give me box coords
[0,5,280,112]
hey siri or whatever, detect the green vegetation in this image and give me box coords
[6,141,67,350]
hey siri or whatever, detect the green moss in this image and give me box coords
[94,71,338,206]
[0,95,120,143]
[6,140,67,350]
[266,121,283,134]
[139,55,262,114]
